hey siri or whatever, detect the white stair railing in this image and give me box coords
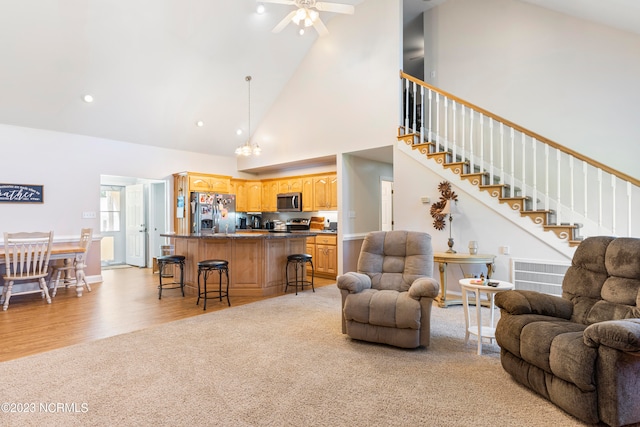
[399,71,640,240]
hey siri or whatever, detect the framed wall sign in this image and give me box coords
[0,184,44,203]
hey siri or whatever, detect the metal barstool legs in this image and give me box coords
[285,254,315,295]
[197,259,230,310]
[157,255,186,299]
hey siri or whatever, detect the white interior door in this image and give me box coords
[125,184,146,267]
[148,182,167,265]
[381,178,393,231]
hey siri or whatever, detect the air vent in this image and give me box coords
[511,258,571,296]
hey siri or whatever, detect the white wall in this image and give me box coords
[0,123,239,237]
[393,144,567,291]
[237,0,402,171]
[425,0,640,179]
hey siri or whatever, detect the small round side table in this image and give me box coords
[459,278,514,355]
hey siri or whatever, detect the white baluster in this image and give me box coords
[597,169,603,232]
[569,156,575,226]
[452,101,457,163]
[404,78,410,131]
[444,97,449,154]
[556,150,562,226]
[480,114,484,178]
[435,94,440,146]
[489,119,495,184]
[428,89,433,143]
[412,81,418,133]
[532,139,537,211]
[521,132,526,200]
[419,86,425,143]
[469,113,475,173]
[627,182,632,237]
[611,175,617,235]
[510,128,515,198]
[461,107,466,162]
[500,123,504,186]
[544,144,550,212]
[583,162,588,220]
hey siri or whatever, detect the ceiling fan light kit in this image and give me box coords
[260,0,355,36]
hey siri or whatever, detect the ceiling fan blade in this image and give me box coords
[272,10,297,33]
[259,0,295,5]
[312,17,329,36]
[315,2,355,15]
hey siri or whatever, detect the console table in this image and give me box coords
[433,252,496,308]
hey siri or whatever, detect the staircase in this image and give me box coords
[398,71,640,250]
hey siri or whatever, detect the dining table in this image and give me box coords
[0,243,87,297]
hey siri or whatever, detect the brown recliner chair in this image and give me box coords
[337,230,439,349]
[495,236,640,427]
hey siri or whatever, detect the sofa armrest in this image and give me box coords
[408,277,439,300]
[336,272,371,294]
[495,289,573,319]
[583,319,640,353]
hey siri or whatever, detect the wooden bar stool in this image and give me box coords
[157,255,186,299]
[197,259,230,310]
[285,254,315,295]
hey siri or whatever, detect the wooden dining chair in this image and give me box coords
[50,228,93,297]
[2,231,54,310]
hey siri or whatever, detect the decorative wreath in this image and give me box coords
[430,181,458,231]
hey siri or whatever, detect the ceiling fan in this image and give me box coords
[261,0,355,36]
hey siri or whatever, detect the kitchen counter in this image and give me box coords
[165,231,318,239]
[160,232,318,297]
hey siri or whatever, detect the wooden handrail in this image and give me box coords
[400,71,639,186]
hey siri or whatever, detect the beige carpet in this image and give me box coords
[0,285,586,427]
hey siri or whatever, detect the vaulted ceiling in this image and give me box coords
[0,0,637,158]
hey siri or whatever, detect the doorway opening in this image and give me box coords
[100,175,168,269]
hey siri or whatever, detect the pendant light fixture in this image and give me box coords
[235,75,261,156]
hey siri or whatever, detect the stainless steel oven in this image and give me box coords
[277,192,302,212]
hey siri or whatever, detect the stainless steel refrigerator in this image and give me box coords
[190,192,236,234]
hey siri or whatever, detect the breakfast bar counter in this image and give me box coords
[161,231,318,297]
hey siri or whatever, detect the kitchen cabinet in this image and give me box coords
[308,233,337,279]
[246,181,262,212]
[279,177,302,193]
[312,173,338,211]
[261,180,279,212]
[229,179,247,212]
[301,176,314,212]
[188,173,230,193]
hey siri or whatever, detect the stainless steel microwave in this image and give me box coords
[277,192,302,212]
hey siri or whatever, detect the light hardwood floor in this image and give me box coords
[0,266,334,362]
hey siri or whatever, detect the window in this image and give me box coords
[100,186,122,232]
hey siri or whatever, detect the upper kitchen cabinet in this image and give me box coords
[279,177,302,193]
[313,173,338,211]
[229,179,247,212]
[188,173,230,193]
[246,181,262,212]
[261,179,279,212]
[301,176,314,212]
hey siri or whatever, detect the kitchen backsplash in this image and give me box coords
[237,211,338,230]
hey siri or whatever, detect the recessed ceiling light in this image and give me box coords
[196,120,204,127]
[256,3,265,14]
[83,94,94,103]
[236,129,243,135]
